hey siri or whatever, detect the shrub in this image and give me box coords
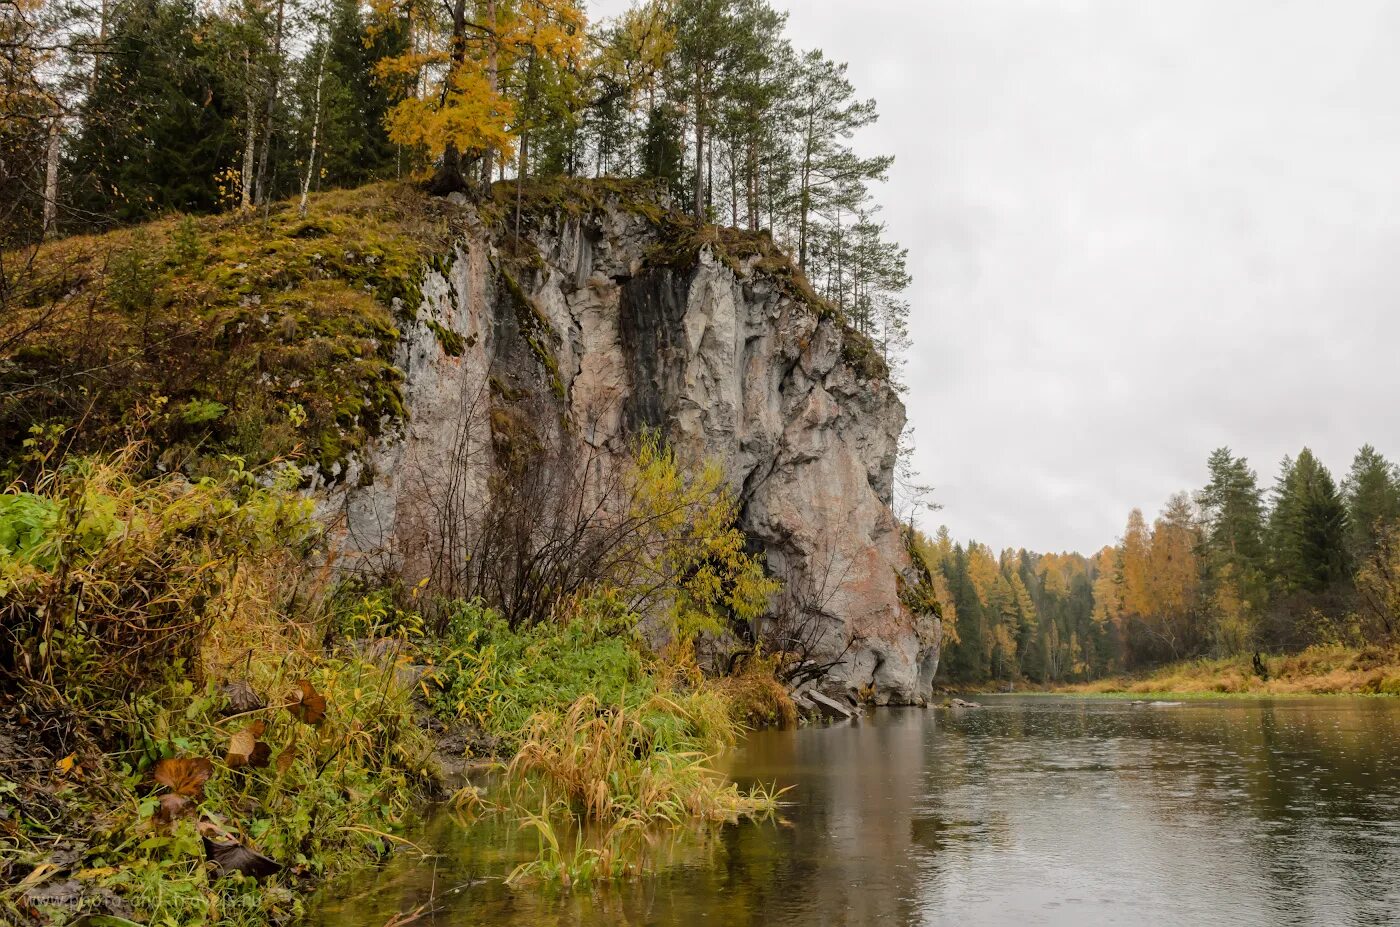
[0,448,435,926]
[426,596,654,751]
[1,446,314,699]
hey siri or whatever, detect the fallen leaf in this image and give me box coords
[17,862,58,890]
[275,729,299,775]
[55,753,77,775]
[226,720,273,769]
[71,915,145,927]
[286,679,326,726]
[153,757,213,799]
[73,867,120,880]
[219,680,265,716]
[226,729,257,767]
[197,818,282,880]
[154,793,195,823]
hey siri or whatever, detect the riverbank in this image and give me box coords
[0,447,793,925]
[1055,645,1400,698]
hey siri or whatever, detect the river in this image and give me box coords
[308,696,1400,926]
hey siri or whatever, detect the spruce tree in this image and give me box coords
[1273,448,1351,594]
[1343,444,1400,565]
[69,0,239,222]
[1197,448,1268,642]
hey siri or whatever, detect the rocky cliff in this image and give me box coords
[325,181,940,705]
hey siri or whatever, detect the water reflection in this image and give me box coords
[308,697,1400,926]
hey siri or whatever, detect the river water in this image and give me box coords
[309,696,1400,926]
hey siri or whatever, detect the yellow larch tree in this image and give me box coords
[372,0,585,193]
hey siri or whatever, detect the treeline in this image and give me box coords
[2,0,912,368]
[919,445,1400,683]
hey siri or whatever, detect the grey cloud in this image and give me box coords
[592,0,1400,552]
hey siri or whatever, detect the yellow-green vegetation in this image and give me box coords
[0,447,436,926]
[2,179,824,913]
[1,184,450,481]
[1060,645,1400,697]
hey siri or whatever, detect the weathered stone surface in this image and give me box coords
[808,691,858,722]
[329,191,940,704]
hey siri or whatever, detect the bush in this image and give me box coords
[0,449,436,926]
[507,693,777,827]
[1,446,314,699]
[426,595,654,751]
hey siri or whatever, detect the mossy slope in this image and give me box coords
[1,184,450,482]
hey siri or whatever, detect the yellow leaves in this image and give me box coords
[378,0,586,165]
[374,49,448,79]
[385,70,517,162]
[54,752,77,775]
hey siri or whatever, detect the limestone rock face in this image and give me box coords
[329,188,940,705]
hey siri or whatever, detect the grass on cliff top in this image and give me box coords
[1,184,452,482]
[1057,645,1400,698]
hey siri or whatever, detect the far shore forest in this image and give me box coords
[921,445,1400,684]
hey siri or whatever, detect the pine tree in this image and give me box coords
[787,48,890,272]
[1198,447,1267,600]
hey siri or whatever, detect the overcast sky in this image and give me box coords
[593,0,1400,554]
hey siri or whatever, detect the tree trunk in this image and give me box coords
[692,71,704,219]
[240,49,256,211]
[429,0,471,195]
[42,115,61,238]
[479,0,498,190]
[746,137,759,230]
[515,48,539,239]
[254,0,287,205]
[298,26,328,220]
[729,143,738,227]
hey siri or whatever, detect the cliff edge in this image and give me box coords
[331,180,940,704]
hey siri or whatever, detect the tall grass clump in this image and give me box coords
[0,444,437,926]
[508,693,779,828]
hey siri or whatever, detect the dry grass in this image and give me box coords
[715,666,799,729]
[507,693,781,827]
[1062,645,1400,697]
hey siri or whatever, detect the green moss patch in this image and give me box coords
[1,183,451,481]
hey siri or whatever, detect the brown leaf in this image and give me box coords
[153,757,213,799]
[275,730,298,776]
[219,680,265,716]
[197,819,282,880]
[226,729,258,768]
[227,722,274,769]
[285,679,326,726]
[154,793,195,823]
